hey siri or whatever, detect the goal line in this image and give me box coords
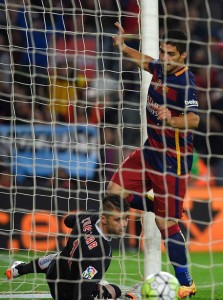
[0,294,51,299]
[0,286,131,299]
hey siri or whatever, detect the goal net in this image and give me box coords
[0,0,223,299]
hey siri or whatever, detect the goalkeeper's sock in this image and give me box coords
[18,258,45,275]
[126,194,154,212]
[17,261,35,275]
[161,225,192,286]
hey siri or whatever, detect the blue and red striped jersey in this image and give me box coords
[143,60,199,175]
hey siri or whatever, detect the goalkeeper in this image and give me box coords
[107,22,200,299]
[5,194,129,300]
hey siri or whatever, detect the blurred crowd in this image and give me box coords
[0,0,222,189]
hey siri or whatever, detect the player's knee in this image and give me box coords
[155,218,180,238]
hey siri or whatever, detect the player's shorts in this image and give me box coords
[110,148,189,219]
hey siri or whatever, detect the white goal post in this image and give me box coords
[140,0,162,277]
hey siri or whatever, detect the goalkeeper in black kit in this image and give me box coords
[5,194,129,300]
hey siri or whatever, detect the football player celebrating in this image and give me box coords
[107,22,200,299]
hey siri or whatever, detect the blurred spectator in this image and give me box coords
[194,91,223,186]
[0,0,222,188]
[0,136,12,188]
[121,0,140,50]
[99,1,120,73]
[39,167,75,190]
[0,30,12,90]
[8,1,66,101]
[49,60,77,123]
[73,0,97,33]
[55,24,97,82]
[89,71,120,132]
[0,165,12,188]
[0,30,12,124]
[89,71,121,180]
[121,59,141,153]
[48,59,104,124]
[13,83,48,124]
[12,8,49,98]
[0,72,11,124]
[211,44,223,89]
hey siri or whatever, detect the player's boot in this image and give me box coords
[5,261,25,280]
[178,281,197,298]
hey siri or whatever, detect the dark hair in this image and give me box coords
[161,30,187,54]
[102,194,129,214]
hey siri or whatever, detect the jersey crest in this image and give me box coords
[82,266,98,279]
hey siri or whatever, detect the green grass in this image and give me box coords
[0,250,223,299]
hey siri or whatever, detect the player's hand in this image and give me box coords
[112,22,126,51]
[156,105,172,122]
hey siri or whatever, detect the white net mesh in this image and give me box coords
[0,0,223,299]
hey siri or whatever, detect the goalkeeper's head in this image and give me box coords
[99,194,130,237]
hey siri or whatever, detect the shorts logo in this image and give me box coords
[82,266,98,279]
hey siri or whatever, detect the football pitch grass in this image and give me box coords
[0,250,222,299]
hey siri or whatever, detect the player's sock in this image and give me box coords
[174,267,192,286]
[126,194,154,212]
[16,261,34,275]
[18,258,46,275]
[161,224,192,286]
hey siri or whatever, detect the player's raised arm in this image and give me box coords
[112,22,153,72]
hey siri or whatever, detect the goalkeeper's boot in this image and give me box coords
[5,261,25,280]
[178,281,197,298]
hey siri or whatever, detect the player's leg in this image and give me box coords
[152,173,196,298]
[5,253,57,280]
[107,148,154,211]
[46,255,75,300]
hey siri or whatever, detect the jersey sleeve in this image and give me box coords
[64,214,77,228]
[64,210,98,228]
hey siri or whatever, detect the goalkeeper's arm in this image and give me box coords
[64,214,76,228]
